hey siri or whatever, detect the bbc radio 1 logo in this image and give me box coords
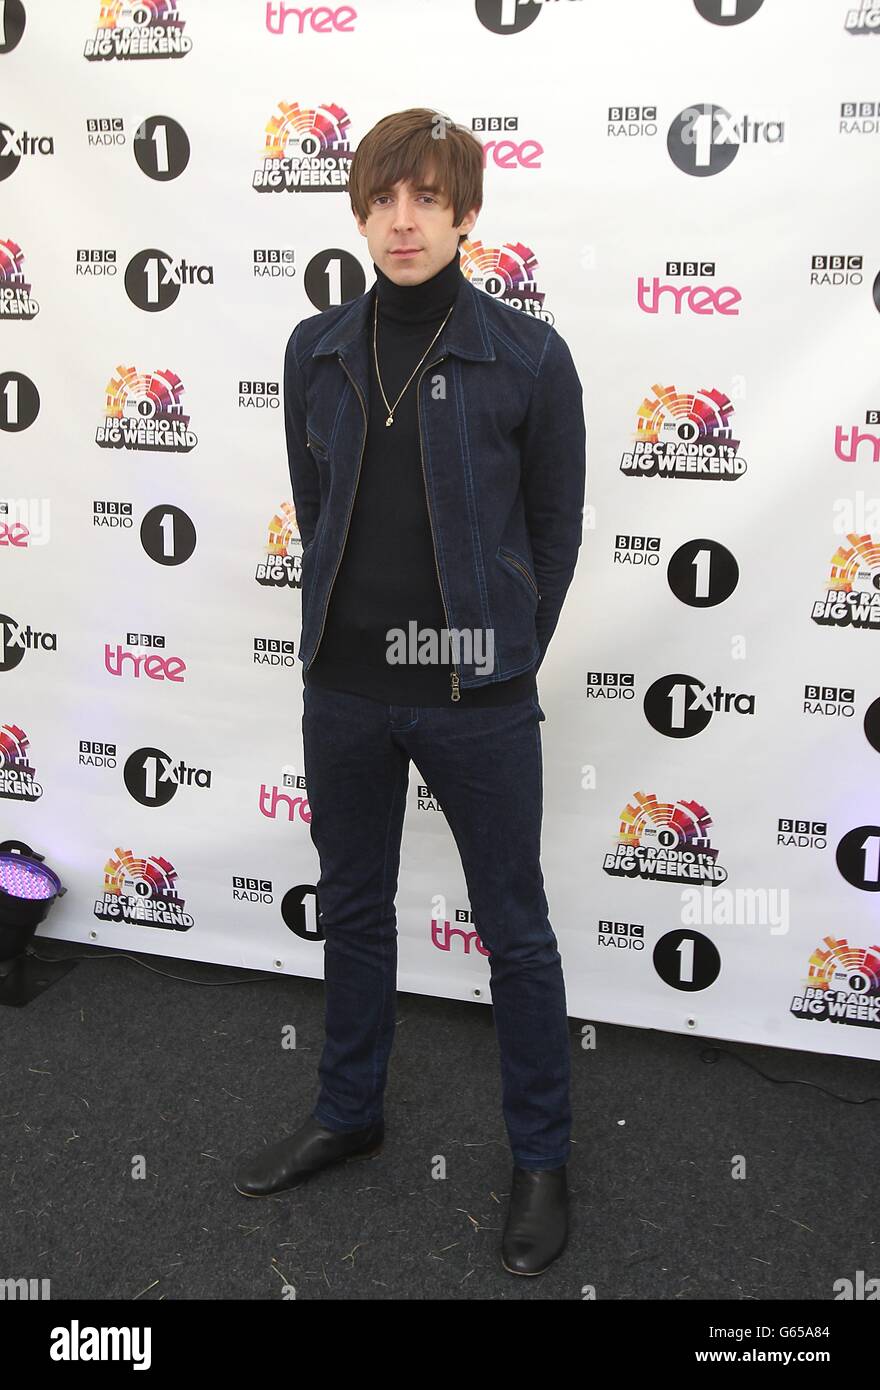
[620,384,747,481]
[0,723,43,802]
[811,533,880,630]
[84,2,192,61]
[1,238,39,318]
[85,116,190,179]
[96,364,197,452]
[461,240,553,323]
[0,1,27,53]
[615,534,742,607]
[94,847,194,931]
[0,371,39,430]
[603,789,728,885]
[253,100,352,192]
[256,503,305,588]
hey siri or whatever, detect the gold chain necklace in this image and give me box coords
[373,295,454,427]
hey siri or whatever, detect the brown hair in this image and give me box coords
[347,108,484,245]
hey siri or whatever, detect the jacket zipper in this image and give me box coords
[306,357,367,669]
[416,354,460,703]
[502,550,540,598]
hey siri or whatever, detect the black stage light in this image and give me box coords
[0,840,76,1007]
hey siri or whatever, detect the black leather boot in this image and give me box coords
[501,1164,568,1275]
[233,1115,384,1197]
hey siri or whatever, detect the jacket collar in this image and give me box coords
[310,272,497,364]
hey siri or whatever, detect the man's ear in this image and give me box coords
[459,205,479,238]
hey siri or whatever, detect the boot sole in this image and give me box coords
[233,1142,383,1198]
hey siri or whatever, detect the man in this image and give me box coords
[235,109,587,1277]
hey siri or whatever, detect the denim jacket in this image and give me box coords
[283,274,587,690]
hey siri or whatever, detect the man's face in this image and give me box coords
[355,172,478,285]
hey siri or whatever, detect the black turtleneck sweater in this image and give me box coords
[304,247,537,707]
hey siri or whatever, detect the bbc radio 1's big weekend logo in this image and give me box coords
[94,847,194,930]
[621,384,747,481]
[96,365,197,452]
[460,241,553,323]
[0,237,38,318]
[84,2,192,61]
[0,723,43,803]
[812,534,880,629]
[792,936,880,1030]
[255,502,306,589]
[253,102,352,191]
[603,790,728,884]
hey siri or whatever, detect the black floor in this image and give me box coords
[1,939,877,1300]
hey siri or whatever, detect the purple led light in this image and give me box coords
[0,858,55,900]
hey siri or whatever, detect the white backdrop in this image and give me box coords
[3,0,880,1062]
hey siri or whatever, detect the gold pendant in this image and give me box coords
[385,415,394,426]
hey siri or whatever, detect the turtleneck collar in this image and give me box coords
[373,246,463,324]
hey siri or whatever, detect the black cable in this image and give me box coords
[26,943,284,988]
[698,1043,880,1106]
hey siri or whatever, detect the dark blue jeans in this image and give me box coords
[301,684,572,1170]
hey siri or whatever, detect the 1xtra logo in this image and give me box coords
[0,612,56,670]
[643,674,755,737]
[0,121,54,180]
[603,790,728,884]
[123,746,211,806]
[621,383,747,481]
[667,101,784,176]
[124,248,213,311]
